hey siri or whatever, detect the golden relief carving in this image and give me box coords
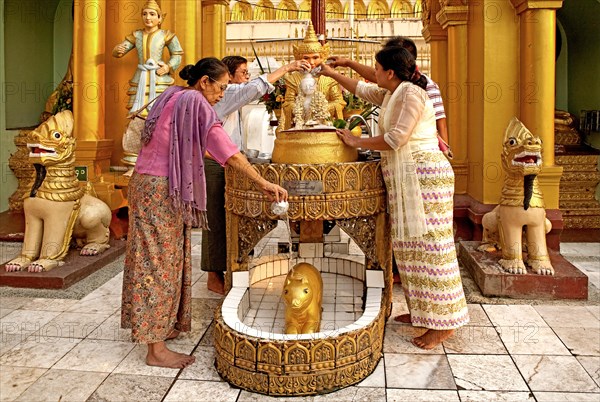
[336,216,378,265]
[225,161,386,221]
[214,307,385,395]
[257,343,283,374]
[237,216,278,263]
[311,341,335,370]
[235,340,256,370]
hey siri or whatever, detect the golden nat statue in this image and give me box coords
[478,117,554,275]
[282,263,323,334]
[5,110,112,273]
[280,22,345,131]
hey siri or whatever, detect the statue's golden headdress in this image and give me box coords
[142,0,165,18]
[293,22,330,60]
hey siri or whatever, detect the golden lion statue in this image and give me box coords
[5,110,112,273]
[478,117,554,275]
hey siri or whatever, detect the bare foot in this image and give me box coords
[412,329,455,350]
[207,272,225,295]
[393,314,412,323]
[146,342,195,368]
[166,328,180,340]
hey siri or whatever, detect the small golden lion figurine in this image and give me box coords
[5,110,112,273]
[282,262,323,334]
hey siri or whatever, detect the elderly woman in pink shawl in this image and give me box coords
[121,57,287,369]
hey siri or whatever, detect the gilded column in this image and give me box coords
[201,0,229,59]
[171,0,201,67]
[73,0,113,178]
[421,0,447,90]
[510,0,563,209]
[437,1,468,194]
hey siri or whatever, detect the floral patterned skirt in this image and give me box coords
[383,150,469,330]
[121,173,192,343]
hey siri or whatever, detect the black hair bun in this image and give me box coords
[179,64,196,81]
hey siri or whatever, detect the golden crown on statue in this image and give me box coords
[293,22,330,60]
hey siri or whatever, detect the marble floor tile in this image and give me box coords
[587,272,600,290]
[0,297,32,310]
[534,305,600,328]
[65,294,121,315]
[553,326,600,356]
[53,339,135,372]
[443,326,507,355]
[458,390,535,401]
[163,379,240,401]
[87,373,173,402]
[533,391,600,401]
[0,366,46,402]
[113,343,194,377]
[513,355,599,392]
[355,359,385,388]
[0,336,81,368]
[86,312,132,342]
[1,310,61,338]
[587,305,600,321]
[574,260,600,275]
[93,275,124,296]
[179,345,221,381]
[464,304,493,326]
[497,326,571,355]
[386,389,460,401]
[20,298,79,312]
[383,325,445,354]
[0,333,22,357]
[169,318,213,347]
[577,356,600,387]
[384,353,456,390]
[237,390,315,401]
[483,305,548,328]
[197,322,214,347]
[37,311,111,339]
[559,243,600,258]
[447,355,528,391]
[14,369,108,402]
[312,386,385,401]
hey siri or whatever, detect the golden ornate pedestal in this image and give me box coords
[216,160,392,396]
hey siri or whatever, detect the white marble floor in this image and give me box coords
[0,232,599,402]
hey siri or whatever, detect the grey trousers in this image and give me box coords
[201,158,227,272]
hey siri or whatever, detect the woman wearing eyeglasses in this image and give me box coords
[121,57,288,369]
[202,55,310,294]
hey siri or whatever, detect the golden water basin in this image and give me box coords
[271,128,358,164]
[217,161,393,396]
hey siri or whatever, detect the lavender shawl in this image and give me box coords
[141,86,218,228]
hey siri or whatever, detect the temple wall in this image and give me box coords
[0,2,16,212]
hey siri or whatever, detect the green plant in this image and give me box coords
[343,90,371,112]
[262,79,286,114]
